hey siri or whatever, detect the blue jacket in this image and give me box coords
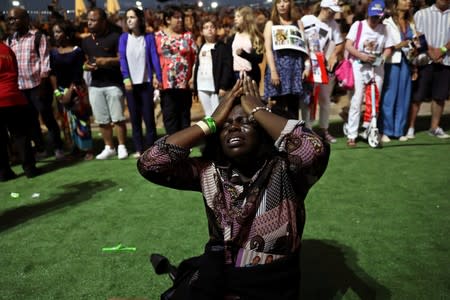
[118,32,162,84]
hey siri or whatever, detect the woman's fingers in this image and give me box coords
[242,73,258,97]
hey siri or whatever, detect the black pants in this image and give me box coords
[22,85,63,152]
[125,82,156,152]
[160,89,192,135]
[271,94,300,120]
[0,105,36,175]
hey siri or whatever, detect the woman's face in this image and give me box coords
[126,10,139,31]
[396,0,412,11]
[52,25,64,43]
[368,15,382,26]
[220,105,260,160]
[201,21,216,42]
[234,11,244,29]
[168,12,184,33]
[276,0,291,16]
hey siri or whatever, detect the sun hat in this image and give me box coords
[320,0,342,13]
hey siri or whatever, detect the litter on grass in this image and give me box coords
[31,193,40,199]
[10,192,20,198]
[102,243,136,252]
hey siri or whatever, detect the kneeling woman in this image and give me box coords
[138,75,330,299]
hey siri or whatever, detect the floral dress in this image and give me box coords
[155,31,197,90]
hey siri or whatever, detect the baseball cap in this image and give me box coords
[368,0,385,17]
[320,0,342,13]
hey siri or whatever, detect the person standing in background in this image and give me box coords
[50,20,94,160]
[407,0,450,139]
[82,7,129,159]
[7,7,65,160]
[228,6,264,86]
[263,0,311,120]
[301,0,345,143]
[344,0,394,147]
[155,6,197,135]
[380,0,416,142]
[193,17,233,117]
[0,41,40,180]
[119,7,162,158]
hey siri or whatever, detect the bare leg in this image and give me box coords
[114,121,127,145]
[408,101,421,129]
[430,100,444,130]
[99,124,114,147]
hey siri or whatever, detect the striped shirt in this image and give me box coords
[8,30,50,89]
[414,5,450,66]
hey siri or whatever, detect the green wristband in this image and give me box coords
[123,78,131,85]
[440,46,448,55]
[54,89,62,97]
[202,116,217,134]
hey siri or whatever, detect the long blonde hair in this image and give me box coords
[233,6,264,54]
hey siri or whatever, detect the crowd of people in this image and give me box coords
[0,0,449,182]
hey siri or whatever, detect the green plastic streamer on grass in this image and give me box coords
[102,243,136,252]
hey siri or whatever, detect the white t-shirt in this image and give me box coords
[197,43,216,92]
[301,15,343,54]
[346,20,395,56]
[126,34,149,84]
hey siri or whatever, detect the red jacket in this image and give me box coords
[0,42,27,107]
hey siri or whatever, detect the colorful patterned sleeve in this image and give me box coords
[275,120,330,187]
[137,136,203,192]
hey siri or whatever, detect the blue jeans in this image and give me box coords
[381,57,411,137]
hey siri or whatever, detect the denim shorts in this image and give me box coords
[88,86,125,124]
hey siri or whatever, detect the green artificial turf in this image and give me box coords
[0,119,449,300]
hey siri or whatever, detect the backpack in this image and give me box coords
[7,31,43,58]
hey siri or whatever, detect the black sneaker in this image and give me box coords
[0,169,18,182]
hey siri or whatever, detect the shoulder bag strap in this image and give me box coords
[354,21,363,50]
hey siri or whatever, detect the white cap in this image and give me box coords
[320,0,342,12]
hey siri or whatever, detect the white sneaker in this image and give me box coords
[398,136,408,142]
[428,127,450,139]
[359,128,369,140]
[55,149,65,160]
[96,146,117,160]
[117,145,128,159]
[381,135,391,143]
[406,128,415,139]
[132,152,141,158]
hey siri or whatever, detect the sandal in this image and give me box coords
[347,138,356,147]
